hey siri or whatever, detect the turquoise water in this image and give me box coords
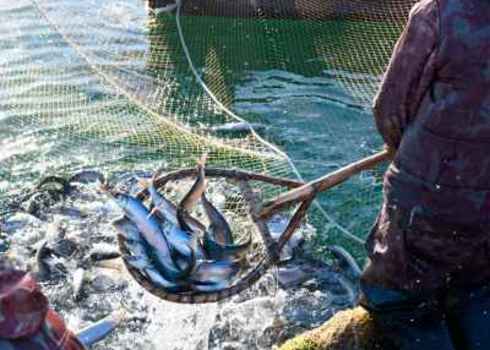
[233,70,385,258]
[0,0,388,261]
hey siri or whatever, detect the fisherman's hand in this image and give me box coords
[376,116,402,152]
[384,143,397,159]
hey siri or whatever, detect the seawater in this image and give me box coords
[0,1,383,348]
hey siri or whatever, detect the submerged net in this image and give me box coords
[0,0,416,260]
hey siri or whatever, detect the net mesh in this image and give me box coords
[0,0,416,260]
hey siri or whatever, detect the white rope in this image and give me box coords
[174,2,365,245]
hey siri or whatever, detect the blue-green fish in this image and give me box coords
[76,309,126,348]
[201,193,234,245]
[109,191,190,280]
[177,154,208,232]
[189,260,239,286]
[139,177,206,233]
[202,231,251,261]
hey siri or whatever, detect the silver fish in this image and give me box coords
[168,225,206,261]
[202,231,251,261]
[117,219,193,272]
[177,154,207,231]
[189,260,239,285]
[89,247,121,262]
[201,194,234,245]
[113,217,141,242]
[35,240,51,281]
[72,267,86,302]
[125,255,151,270]
[191,280,230,292]
[139,177,178,226]
[69,170,105,185]
[145,268,187,292]
[124,240,147,257]
[327,245,362,278]
[110,192,187,280]
[208,122,266,133]
[76,309,126,347]
[139,176,206,235]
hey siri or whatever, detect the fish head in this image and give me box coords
[111,191,132,212]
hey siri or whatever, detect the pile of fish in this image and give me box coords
[108,156,252,294]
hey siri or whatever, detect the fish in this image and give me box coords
[124,240,147,257]
[144,267,187,293]
[135,256,273,304]
[35,240,52,281]
[72,267,86,301]
[115,216,195,273]
[191,280,231,292]
[140,177,178,226]
[113,217,141,242]
[189,260,239,285]
[202,231,251,261]
[201,194,234,245]
[129,181,198,272]
[177,154,207,232]
[76,309,126,348]
[207,122,266,134]
[69,170,106,185]
[170,246,195,274]
[336,274,357,307]
[168,225,207,261]
[89,245,121,262]
[139,177,205,233]
[125,255,151,270]
[327,245,362,278]
[109,191,190,281]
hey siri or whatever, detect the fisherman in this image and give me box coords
[0,262,86,350]
[360,0,490,348]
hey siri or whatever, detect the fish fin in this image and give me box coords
[137,177,151,190]
[147,206,158,219]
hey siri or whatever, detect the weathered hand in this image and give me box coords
[384,143,397,159]
[376,116,402,151]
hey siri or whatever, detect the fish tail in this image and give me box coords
[76,309,126,347]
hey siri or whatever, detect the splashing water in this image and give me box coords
[0,0,414,347]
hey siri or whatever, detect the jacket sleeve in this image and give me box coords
[373,0,439,149]
[0,270,48,339]
[0,269,85,350]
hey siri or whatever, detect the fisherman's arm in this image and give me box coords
[0,268,85,350]
[373,0,439,150]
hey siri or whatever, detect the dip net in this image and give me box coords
[0,0,416,261]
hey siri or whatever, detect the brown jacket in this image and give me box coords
[362,0,490,293]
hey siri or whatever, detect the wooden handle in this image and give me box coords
[259,150,391,219]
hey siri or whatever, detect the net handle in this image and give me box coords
[259,149,391,219]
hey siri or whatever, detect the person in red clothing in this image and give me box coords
[0,264,86,350]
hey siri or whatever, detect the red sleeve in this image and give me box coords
[373,0,439,149]
[0,270,48,339]
[0,269,85,350]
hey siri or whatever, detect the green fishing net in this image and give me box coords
[0,0,416,259]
